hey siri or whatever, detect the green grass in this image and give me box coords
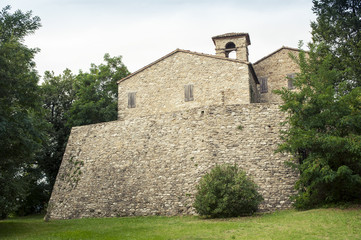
[1,208,361,240]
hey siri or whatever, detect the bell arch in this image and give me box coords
[225,42,236,58]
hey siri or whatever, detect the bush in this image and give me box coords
[193,164,263,218]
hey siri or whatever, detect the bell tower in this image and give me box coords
[212,33,251,62]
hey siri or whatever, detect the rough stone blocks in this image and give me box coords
[46,104,298,220]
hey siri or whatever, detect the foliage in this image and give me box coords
[275,0,361,209]
[193,164,263,218]
[0,5,130,218]
[67,54,130,127]
[39,70,76,189]
[311,0,361,88]
[13,166,49,216]
[0,6,46,218]
[38,56,129,205]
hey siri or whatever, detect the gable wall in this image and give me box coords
[253,49,300,103]
[118,52,251,120]
[46,103,298,220]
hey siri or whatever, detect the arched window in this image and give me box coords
[225,42,236,58]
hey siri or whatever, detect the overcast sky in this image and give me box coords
[3,0,315,77]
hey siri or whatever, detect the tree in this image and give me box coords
[311,0,361,88]
[193,164,263,218]
[0,5,45,218]
[276,0,361,209]
[37,56,129,206]
[67,54,130,127]
[39,69,76,189]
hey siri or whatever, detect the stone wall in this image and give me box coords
[253,47,300,103]
[118,50,253,120]
[46,103,298,220]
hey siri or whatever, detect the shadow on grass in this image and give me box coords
[0,215,54,238]
[0,221,35,238]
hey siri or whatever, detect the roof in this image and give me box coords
[212,32,251,45]
[253,46,301,65]
[117,49,251,84]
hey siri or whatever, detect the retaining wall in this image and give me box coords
[46,103,298,220]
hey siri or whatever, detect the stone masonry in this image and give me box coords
[253,47,301,103]
[46,33,301,220]
[46,104,298,220]
[118,49,258,121]
[213,33,250,61]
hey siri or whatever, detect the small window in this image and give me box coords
[287,73,296,89]
[184,84,194,102]
[128,92,136,108]
[260,77,268,93]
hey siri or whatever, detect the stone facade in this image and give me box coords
[118,49,258,121]
[253,47,300,103]
[47,33,301,220]
[46,104,297,220]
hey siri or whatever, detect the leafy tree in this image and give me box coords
[276,0,361,209]
[37,56,129,215]
[311,0,361,88]
[0,5,45,218]
[67,54,130,127]
[14,162,50,216]
[193,164,263,218]
[39,69,76,189]
[0,6,130,217]
[14,70,78,217]
[37,56,129,207]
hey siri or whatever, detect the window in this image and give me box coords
[225,42,236,58]
[287,73,296,89]
[260,77,268,93]
[184,84,194,102]
[128,92,136,108]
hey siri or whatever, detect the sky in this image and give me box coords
[3,0,316,77]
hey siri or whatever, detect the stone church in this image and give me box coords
[46,33,300,220]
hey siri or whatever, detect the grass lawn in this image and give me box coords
[1,208,361,240]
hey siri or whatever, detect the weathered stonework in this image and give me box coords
[47,104,298,220]
[253,47,300,103]
[118,50,257,121]
[47,33,301,220]
[212,33,250,61]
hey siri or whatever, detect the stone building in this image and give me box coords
[46,33,300,220]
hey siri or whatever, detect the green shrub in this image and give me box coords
[193,164,263,218]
